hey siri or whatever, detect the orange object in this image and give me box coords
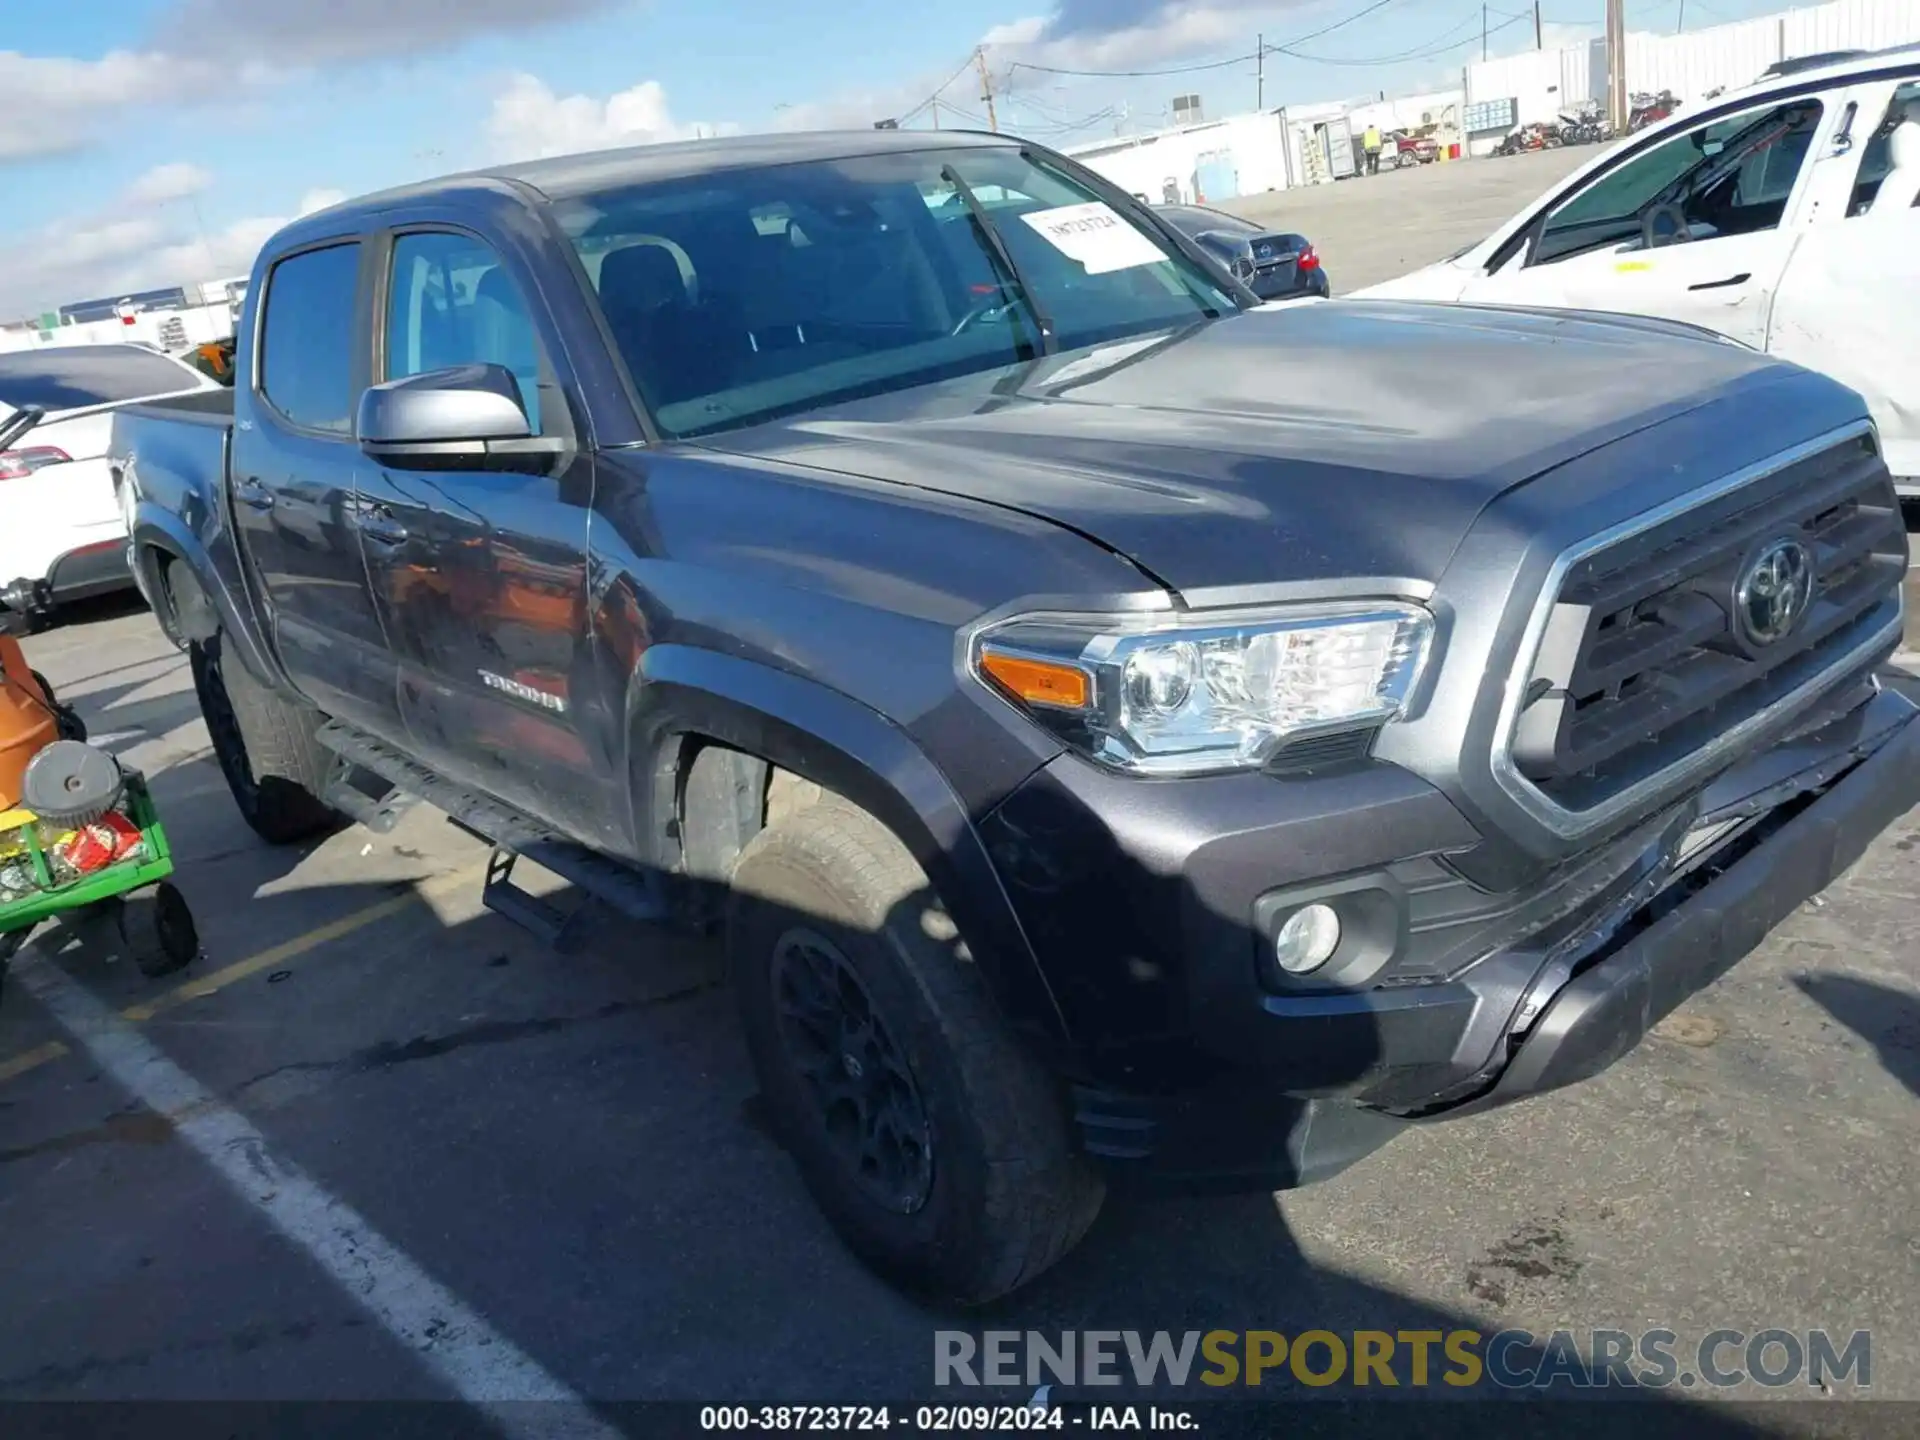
[0,633,60,811]
[978,648,1092,711]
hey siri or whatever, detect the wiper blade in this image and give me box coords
[940,163,1057,357]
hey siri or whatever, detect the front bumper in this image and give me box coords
[1460,688,1920,1108]
[983,685,1920,1188]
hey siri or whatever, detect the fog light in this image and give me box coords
[1274,903,1341,974]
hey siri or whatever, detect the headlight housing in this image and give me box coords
[973,602,1434,776]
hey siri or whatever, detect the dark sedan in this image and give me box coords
[1154,203,1330,301]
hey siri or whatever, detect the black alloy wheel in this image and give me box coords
[771,926,934,1215]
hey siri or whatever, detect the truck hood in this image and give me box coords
[693,299,1804,595]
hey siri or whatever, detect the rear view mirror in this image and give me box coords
[356,363,542,469]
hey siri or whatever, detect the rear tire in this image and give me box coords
[190,633,339,845]
[729,795,1103,1304]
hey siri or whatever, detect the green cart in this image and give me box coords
[0,769,199,979]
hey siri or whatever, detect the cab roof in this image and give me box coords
[295,128,1017,227]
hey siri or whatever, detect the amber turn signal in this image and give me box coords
[978,648,1092,711]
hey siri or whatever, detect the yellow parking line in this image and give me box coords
[0,1040,70,1084]
[0,864,483,1087]
[121,891,420,1023]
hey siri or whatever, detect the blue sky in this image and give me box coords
[1,0,1793,315]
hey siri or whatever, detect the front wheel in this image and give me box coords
[190,634,339,845]
[728,795,1103,1304]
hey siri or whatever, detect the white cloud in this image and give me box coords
[155,0,627,67]
[297,187,349,215]
[125,162,216,206]
[0,49,216,162]
[487,73,735,162]
[0,175,337,315]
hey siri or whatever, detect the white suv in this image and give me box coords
[1358,49,1920,494]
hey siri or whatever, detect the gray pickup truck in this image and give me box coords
[111,129,1919,1303]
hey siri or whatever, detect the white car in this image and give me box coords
[0,343,222,621]
[1357,49,1920,494]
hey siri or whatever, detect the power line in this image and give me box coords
[1278,9,1482,64]
[1277,8,1531,65]
[1279,0,1406,48]
[1009,50,1261,79]
[1002,0,1535,83]
[896,50,983,125]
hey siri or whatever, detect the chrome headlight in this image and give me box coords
[973,602,1434,776]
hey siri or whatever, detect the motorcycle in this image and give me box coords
[1495,121,1565,155]
[1628,89,1679,133]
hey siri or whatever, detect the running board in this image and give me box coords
[313,721,671,948]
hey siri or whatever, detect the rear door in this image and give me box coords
[237,239,405,736]
[1460,94,1833,350]
[1769,74,1920,486]
[359,226,610,841]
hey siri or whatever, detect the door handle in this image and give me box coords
[232,478,275,511]
[1687,272,1752,291]
[356,510,410,547]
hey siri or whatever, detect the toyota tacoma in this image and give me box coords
[109,130,1920,1303]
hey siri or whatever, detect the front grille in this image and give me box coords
[1509,430,1905,813]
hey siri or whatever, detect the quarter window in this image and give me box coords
[259,243,361,432]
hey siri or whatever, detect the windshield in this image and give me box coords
[0,343,201,414]
[553,145,1238,440]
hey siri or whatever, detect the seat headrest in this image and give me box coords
[1888,117,1920,169]
[473,265,520,310]
[598,244,689,313]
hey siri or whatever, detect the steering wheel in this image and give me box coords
[951,293,1016,337]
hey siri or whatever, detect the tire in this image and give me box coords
[116,882,199,979]
[729,795,1103,1304]
[190,633,339,844]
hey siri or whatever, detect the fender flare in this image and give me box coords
[129,507,286,693]
[625,644,1071,1049]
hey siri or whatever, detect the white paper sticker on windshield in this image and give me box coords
[1018,202,1165,275]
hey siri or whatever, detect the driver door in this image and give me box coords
[1461,96,1833,351]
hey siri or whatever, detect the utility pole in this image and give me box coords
[1256,33,1264,111]
[1605,0,1627,131]
[1481,5,1489,61]
[1534,0,1543,49]
[931,95,940,129]
[975,47,999,133]
[1676,0,1685,32]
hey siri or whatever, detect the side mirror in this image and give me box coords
[356,363,536,468]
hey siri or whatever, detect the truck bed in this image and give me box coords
[120,388,234,424]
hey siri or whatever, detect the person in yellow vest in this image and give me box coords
[1363,124,1382,175]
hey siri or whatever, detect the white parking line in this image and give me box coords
[16,951,625,1439]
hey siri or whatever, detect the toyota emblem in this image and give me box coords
[1734,537,1815,646]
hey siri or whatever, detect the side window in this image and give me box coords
[1848,82,1920,216]
[1532,100,1822,265]
[259,243,361,432]
[386,231,544,432]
